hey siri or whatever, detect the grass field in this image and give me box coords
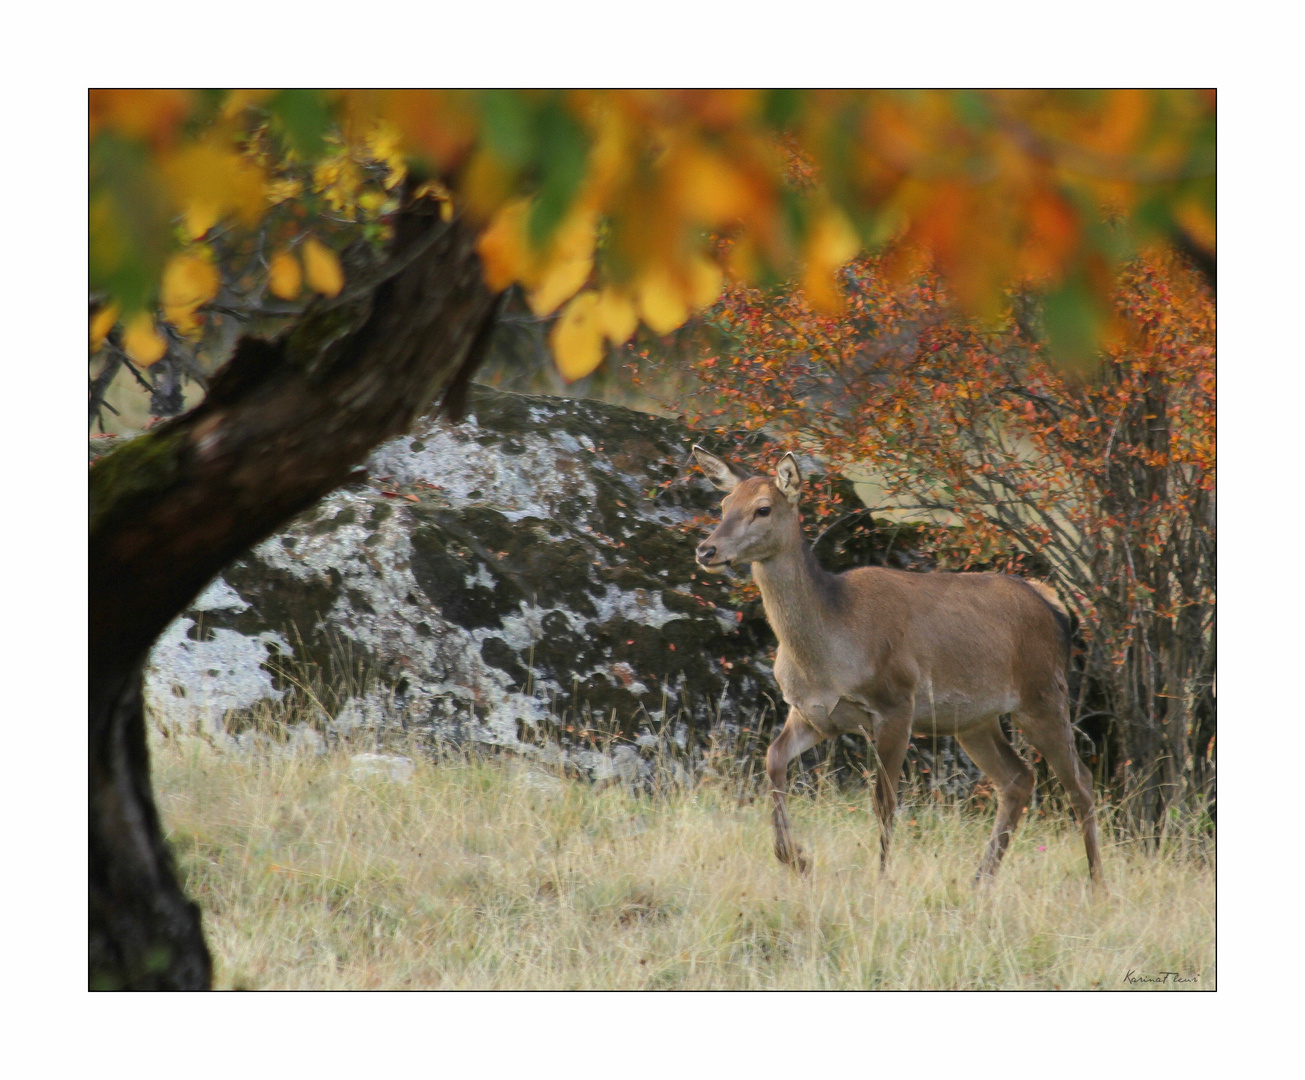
[152,729,1214,990]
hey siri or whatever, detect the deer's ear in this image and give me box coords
[775,452,802,504]
[692,445,746,492]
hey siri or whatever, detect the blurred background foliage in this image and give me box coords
[89,89,1214,432]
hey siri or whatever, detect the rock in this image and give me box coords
[512,767,567,797]
[349,753,416,783]
[141,386,786,768]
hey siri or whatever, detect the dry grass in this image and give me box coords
[152,730,1214,990]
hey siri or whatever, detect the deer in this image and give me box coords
[690,445,1102,885]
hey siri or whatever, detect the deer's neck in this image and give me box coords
[752,543,841,657]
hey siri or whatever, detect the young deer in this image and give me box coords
[691,446,1102,884]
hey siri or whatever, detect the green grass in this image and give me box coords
[153,730,1214,990]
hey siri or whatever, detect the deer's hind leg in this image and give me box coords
[1017,704,1103,885]
[766,708,823,874]
[957,718,1036,882]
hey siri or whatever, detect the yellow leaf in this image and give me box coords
[363,120,408,189]
[90,302,120,353]
[302,238,344,297]
[636,267,689,335]
[808,206,860,271]
[551,291,606,381]
[184,202,220,240]
[595,287,637,345]
[123,313,167,367]
[1173,196,1216,255]
[802,207,859,313]
[357,189,387,217]
[161,253,220,336]
[802,264,843,314]
[265,177,304,206]
[527,209,597,316]
[162,253,220,311]
[412,180,454,220]
[674,146,754,225]
[724,234,761,285]
[529,256,592,317]
[220,89,274,118]
[268,250,302,301]
[314,153,363,214]
[688,255,723,310]
[162,142,266,229]
[460,149,515,224]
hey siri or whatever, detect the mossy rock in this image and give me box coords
[145,386,801,765]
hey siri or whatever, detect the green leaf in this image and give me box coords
[480,89,536,169]
[1130,193,1173,245]
[1182,113,1217,179]
[779,185,807,244]
[1078,195,1133,266]
[954,90,993,132]
[269,89,334,160]
[762,89,803,131]
[89,133,170,313]
[528,101,590,248]
[1043,274,1104,373]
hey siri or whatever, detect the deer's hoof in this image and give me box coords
[775,840,810,876]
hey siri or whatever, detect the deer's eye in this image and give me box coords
[755,505,771,518]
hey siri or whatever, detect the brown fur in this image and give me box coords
[1025,579,1068,617]
[690,446,1102,884]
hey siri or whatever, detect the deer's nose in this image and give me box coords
[696,543,717,565]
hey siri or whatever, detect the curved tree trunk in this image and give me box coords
[89,192,500,988]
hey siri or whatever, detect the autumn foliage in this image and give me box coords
[87,89,1216,822]
[673,244,1215,828]
[89,89,1215,403]
[86,91,1216,986]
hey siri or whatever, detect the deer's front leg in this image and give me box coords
[869,706,913,872]
[766,707,822,874]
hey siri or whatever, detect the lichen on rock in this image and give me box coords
[142,386,785,769]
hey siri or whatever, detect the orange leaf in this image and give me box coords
[672,145,755,226]
[476,198,531,293]
[268,250,303,301]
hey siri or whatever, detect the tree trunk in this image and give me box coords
[89,667,212,989]
[88,192,500,989]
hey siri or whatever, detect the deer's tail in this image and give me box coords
[1024,579,1073,664]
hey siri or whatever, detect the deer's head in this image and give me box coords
[691,446,803,571]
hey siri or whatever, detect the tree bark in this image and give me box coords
[89,192,500,989]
